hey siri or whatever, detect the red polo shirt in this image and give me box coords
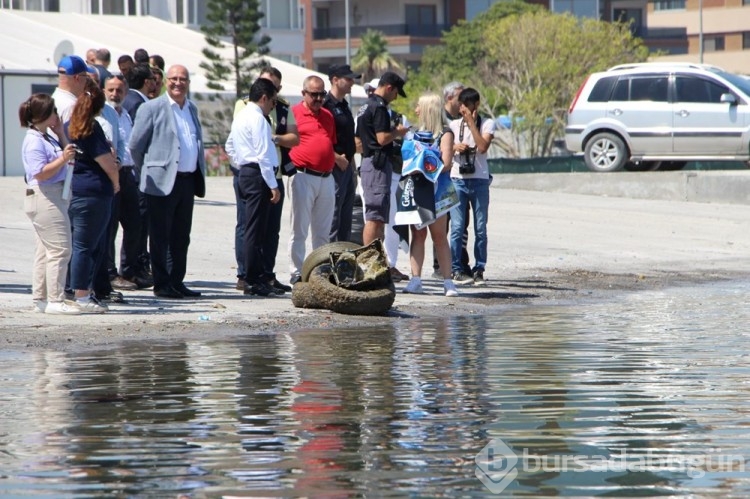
[289,102,337,173]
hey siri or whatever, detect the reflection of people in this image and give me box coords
[402,93,458,297]
[449,88,495,286]
[20,94,80,314]
[356,72,409,246]
[225,78,281,297]
[129,65,206,299]
[67,79,120,313]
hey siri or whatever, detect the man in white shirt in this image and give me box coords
[51,55,91,126]
[225,78,281,297]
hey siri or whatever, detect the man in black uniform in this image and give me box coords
[323,64,360,242]
[356,71,409,245]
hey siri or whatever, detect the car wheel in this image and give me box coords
[658,161,686,171]
[300,241,361,282]
[584,133,628,172]
[624,161,661,172]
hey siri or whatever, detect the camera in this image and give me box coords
[459,146,477,174]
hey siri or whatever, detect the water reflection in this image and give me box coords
[0,282,749,497]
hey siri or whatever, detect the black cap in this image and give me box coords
[328,64,361,80]
[379,71,406,97]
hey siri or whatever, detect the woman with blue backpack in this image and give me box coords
[401,93,459,297]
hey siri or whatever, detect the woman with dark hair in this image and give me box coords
[20,93,80,314]
[66,78,120,313]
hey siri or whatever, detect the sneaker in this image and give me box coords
[110,275,137,291]
[96,291,125,303]
[236,277,246,291]
[76,296,108,314]
[402,277,424,294]
[444,280,459,297]
[452,272,474,285]
[473,270,486,286]
[389,267,408,283]
[290,274,301,286]
[45,301,81,315]
[32,300,47,313]
[244,282,275,297]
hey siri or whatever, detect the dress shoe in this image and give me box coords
[269,278,291,294]
[236,277,246,290]
[243,282,274,297]
[96,290,126,303]
[153,286,184,299]
[174,283,201,297]
[111,275,137,290]
[132,273,154,289]
[389,267,408,282]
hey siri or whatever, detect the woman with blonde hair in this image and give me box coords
[402,92,459,297]
[66,78,120,313]
[20,94,80,314]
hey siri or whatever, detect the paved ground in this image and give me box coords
[3,173,750,350]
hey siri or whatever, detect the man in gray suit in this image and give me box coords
[129,64,206,299]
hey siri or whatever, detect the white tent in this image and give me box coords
[0,10,367,175]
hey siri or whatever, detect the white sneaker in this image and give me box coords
[33,300,47,313]
[403,277,424,294]
[45,301,82,315]
[444,280,459,297]
[76,296,108,314]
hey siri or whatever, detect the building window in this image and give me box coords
[405,4,436,25]
[652,1,686,11]
[315,7,329,29]
[703,36,725,52]
[551,0,599,19]
[744,32,750,49]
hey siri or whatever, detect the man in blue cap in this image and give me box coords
[51,55,94,125]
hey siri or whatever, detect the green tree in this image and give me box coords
[200,0,271,100]
[351,29,404,82]
[481,10,648,157]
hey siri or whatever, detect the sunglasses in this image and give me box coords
[304,90,326,100]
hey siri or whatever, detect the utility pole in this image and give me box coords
[345,0,351,64]
[699,0,704,63]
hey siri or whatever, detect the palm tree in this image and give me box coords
[351,29,404,82]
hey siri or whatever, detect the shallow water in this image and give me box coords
[1,281,749,497]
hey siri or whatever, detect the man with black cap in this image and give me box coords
[323,64,360,242]
[356,71,409,246]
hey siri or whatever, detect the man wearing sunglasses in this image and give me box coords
[287,75,344,285]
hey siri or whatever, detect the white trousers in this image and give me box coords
[288,171,335,277]
[24,182,72,303]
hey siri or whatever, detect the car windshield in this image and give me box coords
[714,70,750,97]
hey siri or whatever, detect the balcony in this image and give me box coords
[633,26,687,40]
[313,23,451,40]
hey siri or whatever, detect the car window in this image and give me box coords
[611,75,668,102]
[675,76,729,104]
[587,76,617,102]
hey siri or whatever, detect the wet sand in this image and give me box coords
[3,175,750,351]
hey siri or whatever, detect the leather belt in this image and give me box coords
[176,171,195,177]
[241,162,260,170]
[296,167,331,178]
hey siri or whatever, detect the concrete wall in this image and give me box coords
[495,170,750,205]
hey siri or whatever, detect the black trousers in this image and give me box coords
[146,173,195,291]
[107,168,142,279]
[330,162,356,242]
[239,166,273,286]
[261,178,284,281]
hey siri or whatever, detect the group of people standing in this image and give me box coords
[21,49,205,314]
[21,53,494,313]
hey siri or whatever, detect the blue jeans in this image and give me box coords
[68,195,112,290]
[449,178,490,274]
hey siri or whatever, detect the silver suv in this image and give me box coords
[565,62,750,172]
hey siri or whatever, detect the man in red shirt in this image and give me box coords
[288,75,348,284]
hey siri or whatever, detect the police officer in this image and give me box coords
[323,64,360,242]
[356,72,409,245]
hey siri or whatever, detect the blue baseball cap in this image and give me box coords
[57,55,89,75]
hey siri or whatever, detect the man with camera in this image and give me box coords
[448,87,495,286]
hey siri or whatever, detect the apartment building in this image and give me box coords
[0,0,305,64]
[302,0,686,74]
[647,0,750,72]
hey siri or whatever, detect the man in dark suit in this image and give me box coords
[122,63,156,286]
[129,64,206,299]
